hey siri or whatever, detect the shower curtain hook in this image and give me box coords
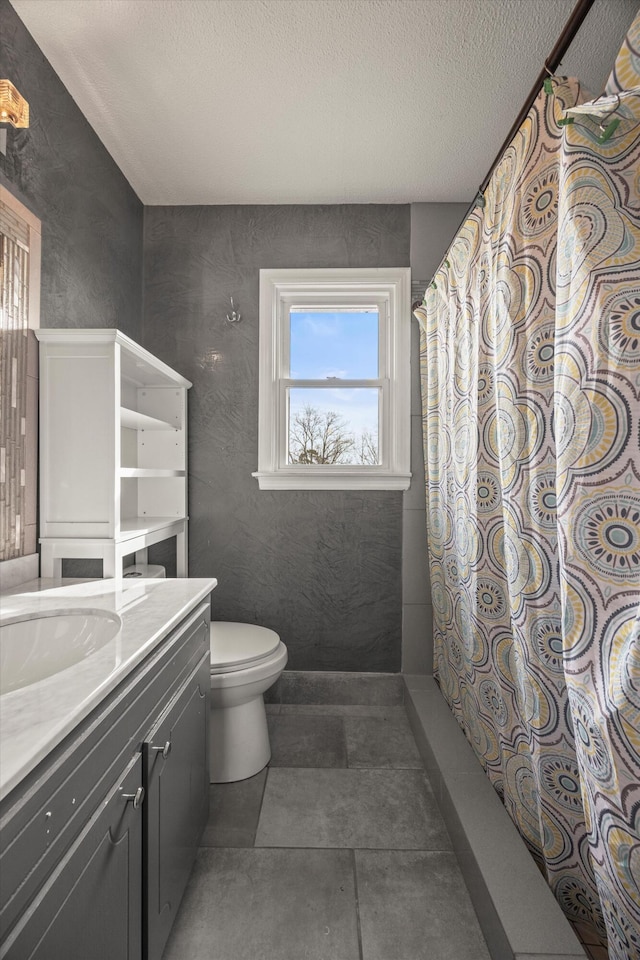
[543,60,557,95]
[597,93,622,143]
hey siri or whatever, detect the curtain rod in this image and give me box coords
[416,0,596,307]
[479,0,596,192]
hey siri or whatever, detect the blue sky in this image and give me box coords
[290,309,378,380]
[288,310,380,442]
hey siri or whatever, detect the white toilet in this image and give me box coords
[209,621,288,783]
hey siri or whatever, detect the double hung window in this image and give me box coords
[254,268,411,490]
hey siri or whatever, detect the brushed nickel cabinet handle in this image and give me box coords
[122,786,145,809]
[154,740,172,759]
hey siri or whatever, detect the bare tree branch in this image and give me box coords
[289,405,377,465]
[358,428,379,465]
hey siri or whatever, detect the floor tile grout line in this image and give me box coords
[351,848,365,960]
[251,768,271,847]
[346,764,426,771]
[203,845,455,851]
[342,716,350,769]
[251,844,455,852]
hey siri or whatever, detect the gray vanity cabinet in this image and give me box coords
[0,598,211,960]
[144,650,210,960]
[1,754,143,960]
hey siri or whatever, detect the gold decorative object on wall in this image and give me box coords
[0,80,29,128]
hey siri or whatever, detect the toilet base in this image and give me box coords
[209,696,271,783]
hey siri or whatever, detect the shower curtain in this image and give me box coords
[416,11,640,959]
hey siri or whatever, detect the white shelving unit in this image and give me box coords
[36,329,192,581]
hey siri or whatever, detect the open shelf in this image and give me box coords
[120,407,175,432]
[118,517,187,542]
[119,468,186,478]
[36,329,191,581]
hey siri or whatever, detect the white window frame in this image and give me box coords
[253,267,411,490]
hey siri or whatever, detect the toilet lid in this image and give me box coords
[210,621,281,669]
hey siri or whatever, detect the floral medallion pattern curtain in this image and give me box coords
[416,11,640,957]
[555,15,640,958]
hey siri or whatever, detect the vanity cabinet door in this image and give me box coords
[0,753,143,960]
[143,646,210,960]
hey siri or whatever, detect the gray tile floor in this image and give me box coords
[163,705,491,960]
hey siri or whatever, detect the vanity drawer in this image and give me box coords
[0,601,210,943]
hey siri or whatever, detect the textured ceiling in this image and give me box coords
[10,0,639,204]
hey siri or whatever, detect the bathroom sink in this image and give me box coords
[0,609,122,694]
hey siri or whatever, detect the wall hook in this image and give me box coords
[226,297,241,323]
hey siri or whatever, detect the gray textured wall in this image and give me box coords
[410,202,470,280]
[0,0,143,338]
[2,0,457,672]
[143,205,409,671]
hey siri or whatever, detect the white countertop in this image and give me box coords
[0,576,217,801]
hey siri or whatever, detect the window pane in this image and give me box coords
[289,309,378,379]
[288,388,380,465]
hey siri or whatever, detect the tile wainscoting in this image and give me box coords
[0,553,39,589]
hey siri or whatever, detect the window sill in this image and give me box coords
[252,470,412,491]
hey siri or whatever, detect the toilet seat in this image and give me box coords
[210,621,281,673]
